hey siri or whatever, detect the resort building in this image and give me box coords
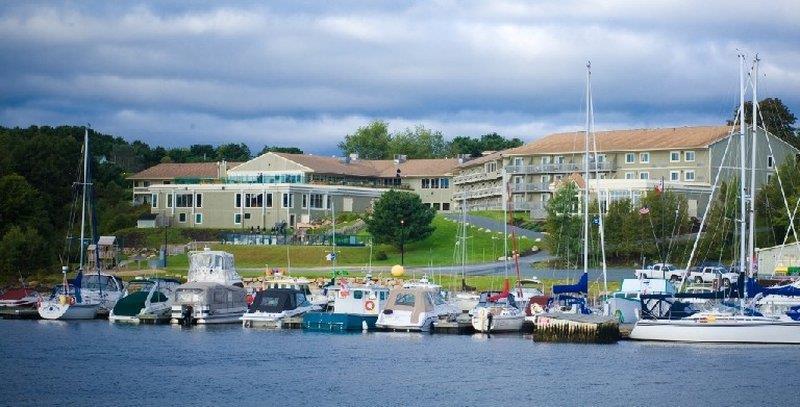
[128,153,459,229]
[453,125,799,219]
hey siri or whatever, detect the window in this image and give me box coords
[235,193,241,208]
[670,171,680,181]
[625,153,635,164]
[670,151,680,162]
[309,194,324,209]
[684,170,695,181]
[442,203,450,211]
[421,179,430,189]
[485,161,497,172]
[379,291,387,301]
[684,151,695,162]
[625,172,635,180]
[431,178,440,189]
[353,290,363,300]
[302,194,308,209]
[767,155,775,169]
[178,213,187,223]
[767,174,773,183]
[282,193,293,208]
[176,194,193,208]
[513,157,524,166]
[234,213,242,224]
[639,152,650,163]
[440,178,449,189]
[639,172,650,180]
[195,193,202,208]
[244,213,251,219]
[395,293,415,306]
[151,193,158,208]
[195,213,203,224]
[167,194,173,208]
[433,203,441,210]
[555,156,565,164]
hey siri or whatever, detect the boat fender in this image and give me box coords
[69,296,76,305]
[181,305,194,326]
[364,300,375,311]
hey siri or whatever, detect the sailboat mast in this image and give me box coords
[502,169,508,274]
[331,198,336,274]
[583,62,591,276]
[588,65,608,295]
[78,127,89,270]
[747,56,759,278]
[461,194,467,279]
[738,53,747,281]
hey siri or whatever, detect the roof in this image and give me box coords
[127,162,241,180]
[508,125,731,155]
[461,125,732,168]
[270,153,459,178]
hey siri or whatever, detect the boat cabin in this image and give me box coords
[174,282,246,310]
[333,285,389,315]
[187,249,243,287]
[247,288,311,314]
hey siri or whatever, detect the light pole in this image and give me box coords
[400,219,405,266]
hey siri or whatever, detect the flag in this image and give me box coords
[639,207,650,215]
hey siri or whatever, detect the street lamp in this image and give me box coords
[400,219,405,266]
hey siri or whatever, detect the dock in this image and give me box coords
[0,307,40,320]
[531,313,620,343]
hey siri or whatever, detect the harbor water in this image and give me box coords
[1,319,798,406]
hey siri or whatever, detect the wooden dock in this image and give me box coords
[531,313,620,343]
[0,307,40,320]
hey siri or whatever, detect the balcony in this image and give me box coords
[453,186,503,200]
[510,201,547,211]
[510,182,551,193]
[452,171,502,185]
[133,187,150,195]
[505,161,616,174]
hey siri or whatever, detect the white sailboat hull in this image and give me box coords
[471,307,524,332]
[37,301,99,320]
[630,318,800,344]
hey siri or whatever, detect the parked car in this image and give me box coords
[688,265,739,287]
[634,263,686,281]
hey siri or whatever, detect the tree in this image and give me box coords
[259,146,304,155]
[216,143,251,161]
[729,98,799,149]
[366,190,436,261]
[448,133,524,157]
[0,174,47,235]
[189,144,217,161]
[755,157,800,248]
[0,226,51,280]
[637,189,692,264]
[544,182,582,267]
[389,125,449,159]
[603,198,639,261]
[338,120,392,159]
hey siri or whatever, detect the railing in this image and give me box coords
[452,171,502,185]
[510,182,551,192]
[453,186,503,200]
[505,161,616,174]
[143,177,410,190]
[133,187,150,194]
[509,201,547,211]
[221,233,366,247]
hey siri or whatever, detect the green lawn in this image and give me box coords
[469,210,532,223]
[159,215,539,271]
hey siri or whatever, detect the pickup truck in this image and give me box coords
[634,263,686,281]
[688,265,740,287]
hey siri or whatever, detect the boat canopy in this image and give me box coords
[174,281,245,305]
[553,273,588,295]
[248,288,307,313]
[384,287,435,313]
[187,250,243,286]
[746,278,800,298]
[619,279,675,295]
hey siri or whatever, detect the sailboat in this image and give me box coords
[630,54,800,344]
[471,184,526,333]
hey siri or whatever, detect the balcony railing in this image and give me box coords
[452,171,502,185]
[505,161,616,174]
[510,182,551,193]
[453,186,503,200]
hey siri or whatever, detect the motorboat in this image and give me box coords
[38,270,100,320]
[242,288,320,328]
[79,272,125,312]
[261,275,328,308]
[0,288,41,319]
[171,249,247,325]
[109,278,181,323]
[604,278,675,324]
[303,283,389,331]
[376,286,459,332]
[472,295,524,333]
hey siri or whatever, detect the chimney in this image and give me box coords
[457,154,472,164]
[338,156,351,164]
[393,154,407,164]
[218,160,227,179]
[349,153,359,161]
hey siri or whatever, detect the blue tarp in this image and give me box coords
[552,272,588,295]
[746,278,800,298]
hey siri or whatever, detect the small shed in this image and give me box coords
[756,242,800,276]
[137,213,158,228]
[86,236,118,270]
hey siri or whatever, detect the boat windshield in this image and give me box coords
[176,289,204,303]
[82,275,121,292]
[127,281,154,294]
[395,293,415,306]
[190,253,227,270]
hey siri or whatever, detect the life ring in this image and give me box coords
[364,300,375,311]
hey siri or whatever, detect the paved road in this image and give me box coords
[442,213,545,239]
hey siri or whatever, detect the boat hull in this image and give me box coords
[37,302,99,320]
[630,319,800,344]
[303,312,377,331]
[471,308,524,333]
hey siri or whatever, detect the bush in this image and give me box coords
[374,251,388,261]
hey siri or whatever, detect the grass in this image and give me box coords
[153,215,539,271]
[469,210,532,223]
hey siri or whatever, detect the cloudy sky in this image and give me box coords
[1,1,798,154]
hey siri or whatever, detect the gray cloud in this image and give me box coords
[0,1,798,154]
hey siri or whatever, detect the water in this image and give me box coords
[1,319,798,406]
